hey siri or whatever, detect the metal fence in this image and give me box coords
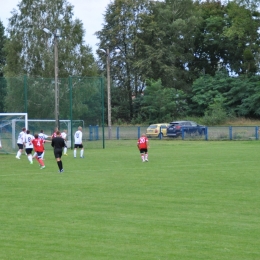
[86,126,260,141]
[1,76,104,127]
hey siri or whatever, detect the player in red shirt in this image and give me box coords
[32,134,46,169]
[137,133,149,162]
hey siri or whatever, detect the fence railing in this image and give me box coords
[1,125,259,154]
[87,126,260,141]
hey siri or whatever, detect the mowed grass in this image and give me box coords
[0,140,260,260]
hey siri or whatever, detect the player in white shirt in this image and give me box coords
[16,127,26,159]
[25,130,35,164]
[61,129,68,155]
[33,130,51,159]
[39,130,51,140]
[74,126,84,158]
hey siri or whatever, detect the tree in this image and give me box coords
[0,20,6,111]
[224,75,260,117]
[191,71,230,116]
[3,0,99,118]
[223,1,260,75]
[4,0,97,78]
[192,0,260,76]
[96,0,151,122]
[140,79,188,123]
[137,0,200,90]
[191,70,260,118]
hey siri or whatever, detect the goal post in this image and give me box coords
[0,113,28,154]
[25,119,82,148]
[0,115,86,154]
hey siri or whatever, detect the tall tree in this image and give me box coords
[0,20,6,112]
[137,0,200,90]
[4,0,97,77]
[0,20,6,77]
[3,0,99,118]
[192,0,260,76]
[223,1,260,75]
[96,0,151,122]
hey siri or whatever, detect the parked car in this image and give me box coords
[146,123,169,138]
[166,121,206,137]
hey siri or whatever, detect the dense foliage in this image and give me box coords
[96,0,260,124]
[0,20,6,112]
[1,0,99,119]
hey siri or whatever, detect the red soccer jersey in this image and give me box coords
[32,138,45,152]
[137,136,148,149]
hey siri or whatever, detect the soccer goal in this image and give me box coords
[27,119,81,148]
[0,113,28,154]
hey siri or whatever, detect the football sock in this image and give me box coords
[17,151,21,157]
[57,161,63,171]
[28,155,33,163]
[37,158,44,166]
[74,150,76,157]
[64,147,67,154]
[80,150,84,157]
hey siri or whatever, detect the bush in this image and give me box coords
[202,102,227,125]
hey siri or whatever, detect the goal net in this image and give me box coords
[0,113,28,154]
[0,114,86,154]
[25,119,84,149]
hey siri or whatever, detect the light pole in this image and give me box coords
[100,48,120,139]
[43,28,61,129]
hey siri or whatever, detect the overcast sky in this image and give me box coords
[0,0,112,54]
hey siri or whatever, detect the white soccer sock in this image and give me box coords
[80,150,84,157]
[28,155,32,163]
[64,147,67,154]
[17,151,21,157]
[74,150,76,157]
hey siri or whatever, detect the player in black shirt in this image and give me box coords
[51,131,66,173]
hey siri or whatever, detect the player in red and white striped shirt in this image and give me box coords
[137,133,149,162]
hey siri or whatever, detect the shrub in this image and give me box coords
[202,102,227,125]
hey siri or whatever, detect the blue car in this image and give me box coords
[166,121,206,137]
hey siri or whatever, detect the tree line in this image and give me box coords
[0,0,260,125]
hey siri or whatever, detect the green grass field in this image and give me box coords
[1,140,260,260]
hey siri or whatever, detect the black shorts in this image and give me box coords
[74,144,83,149]
[36,152,43,159]
[140,148,148,153]
[17,143,24,149]
[54,149,63,158]
[26,148,33,154]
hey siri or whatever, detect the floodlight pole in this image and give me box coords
[100,48,120,140]
[43,28,60,129]
[106,48,112,140]
[54,34,59,130]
